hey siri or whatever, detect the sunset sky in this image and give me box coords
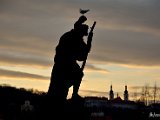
[1,0,160,100]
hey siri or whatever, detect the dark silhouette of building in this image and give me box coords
[124,85,129,101]
[109,85,114,100]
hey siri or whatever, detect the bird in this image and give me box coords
[79,8,90,15]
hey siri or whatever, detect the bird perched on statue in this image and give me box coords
[79,8,90,15]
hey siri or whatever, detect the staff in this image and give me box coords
[81,21,96,70]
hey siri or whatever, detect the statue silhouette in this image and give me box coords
[47,15,93,103]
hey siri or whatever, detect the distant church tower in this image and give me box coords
[109,85,114,100]
[124,85,129,101]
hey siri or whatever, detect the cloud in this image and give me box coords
[0,35,54,57]
[130,85,160,90]
[80,89,109,97]
[0,51,52,68]
[0,68,49,80]
[85,64,109,73]
[90,29,160,66]
[0,0,160,70]
[93,0,160,34]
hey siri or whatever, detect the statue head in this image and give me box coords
[74,15,89,36]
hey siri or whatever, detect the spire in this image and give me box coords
[109,84,114,100]
[125,85,127,90]
[117,93,119,98]
[124,85,129,101]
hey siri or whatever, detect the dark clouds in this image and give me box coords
[130,85,160,90]
[0,68,49,80]
[0,0,160,72]
[86,64,109,73]
[94,0,160,33]
[80,89,109,97]
[90,29,160,66]
[0,51,51,69]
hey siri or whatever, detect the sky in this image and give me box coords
[0,0,160,100]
